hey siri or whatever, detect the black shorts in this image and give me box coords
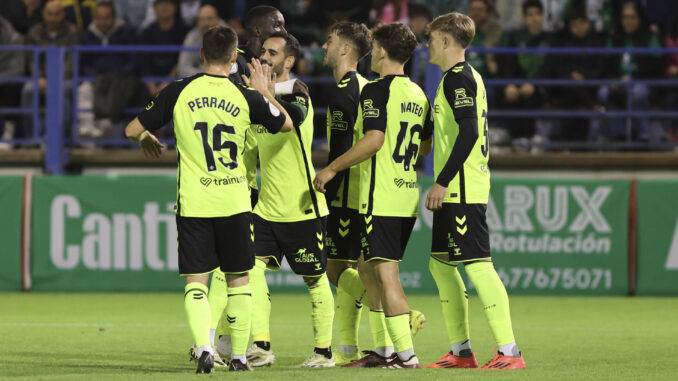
[360,214,416,262]
[176,212,255,275]
[431,203,491,262]
[253,214,327,276]
[326,207,361,262]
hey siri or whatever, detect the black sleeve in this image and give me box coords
[137,79,187,132]
[327,81,359,161]
[435,118,479,186]
[278,92,310,128]
[443,71,478,122]
[360,81,389,133]
[237,85,286,134]
[421,101,434,140]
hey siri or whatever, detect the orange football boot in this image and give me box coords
[424,351,478,368]
[479,349,526,370]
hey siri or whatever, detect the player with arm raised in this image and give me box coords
[124,25,292,373]
[423,12,526,370]
[315,23,433,369]
[210,5,286,362]
[243,31,335,368]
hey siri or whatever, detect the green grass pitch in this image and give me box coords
[0,293,676,380]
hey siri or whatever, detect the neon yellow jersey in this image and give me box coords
[326,71,368,210]
[252,79,329,222]
[137,73,286,217]
[243,129,258,190]
[358,75,432,217]
[433,62,490,204]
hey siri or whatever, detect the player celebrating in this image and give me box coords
[423,12,526,370]
[320,22,371,365]
[246,31,335,368]
[315,23,432,369]
[125,26,293,373]
[211,5,286,363]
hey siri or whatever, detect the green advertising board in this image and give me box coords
[636,180,678,295]
[266,177,630,295]
[477,178,629,295]
[0,176,23,291]
[29,175,630,295]
[31,175,184,291]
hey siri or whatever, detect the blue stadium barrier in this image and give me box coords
[2,45,678,173]
[0,45,42,144]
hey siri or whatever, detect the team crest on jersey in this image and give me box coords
[330,111,348,130]
[453,88,474,108]
[362,99,379,118]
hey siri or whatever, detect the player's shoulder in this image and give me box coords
[361,76,392,99]
[445,62,479,86]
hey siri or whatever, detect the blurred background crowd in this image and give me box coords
[1,0,677,152]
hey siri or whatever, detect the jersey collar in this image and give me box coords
[446,61,467,73]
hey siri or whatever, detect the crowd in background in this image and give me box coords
[1,0,678,150]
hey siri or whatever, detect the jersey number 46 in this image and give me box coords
[392,121,423,171]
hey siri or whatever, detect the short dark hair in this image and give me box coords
[409,4,431,21]
[244,5,279,30]
[566,7,588,23]
[522,0,543,14]
[371,23,418,64]
[330,22,372,59]
[96,1,116,17]
[268,31,301,59]
[202,25,238,64]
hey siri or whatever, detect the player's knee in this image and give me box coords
[303,275,319,287]
[326,261,349,286]
[226,272,249,287]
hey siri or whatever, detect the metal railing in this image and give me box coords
[1,45,677,173]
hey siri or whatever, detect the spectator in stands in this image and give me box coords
[544,7,605,142]
[20,0,78,138]
[598,0,662,142]
[406,4,431,84]
[60,0,96,30]
[663,13,678,142]
[112,0,152,31]
[139,0,188,97]
[0,16,25,147]
[369,0,408,25]
[0,0,45,38]
[498,0,553,141]
[466,0,501,78]
[177,4,224,77]
[78,1,137,138]
[541,0,614,33]
[408,0,468,18]
[495,0,524,32]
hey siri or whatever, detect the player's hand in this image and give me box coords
[139,131,164,159]
[426,183,447,211]
[246,58,272,96]
[268,72,276,95]
[313,167,337,193]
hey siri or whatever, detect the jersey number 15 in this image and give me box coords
[194,122,239,172]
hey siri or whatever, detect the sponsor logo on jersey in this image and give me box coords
[393,178,417,189]
[362,99,380,118]
[453,88,474,108]
[330,111,348,131]
[199,176,246,187]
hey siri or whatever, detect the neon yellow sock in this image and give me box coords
[184,282,211,349]
[368,309,393,350]
[465,261,516,346]
[250,259,271,342]
[306,274,334,348]
[336,286,362,350]
[337,268,366,302]
[385,314,413,354]
[226,284,252,356]
[429,257,470,344]
[208,270,228,336]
